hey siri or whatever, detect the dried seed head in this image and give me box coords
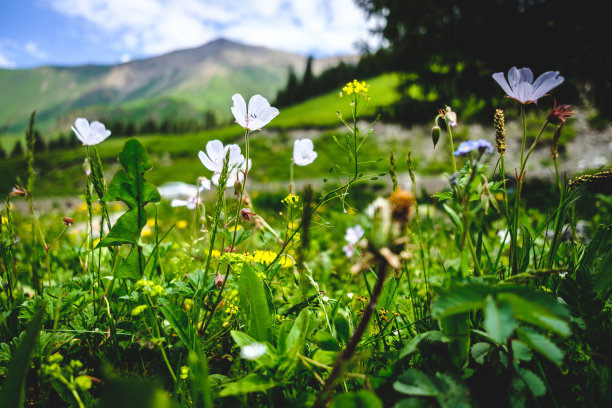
[493,109,506,154]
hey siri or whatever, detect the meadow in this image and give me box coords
[1,71,611,408]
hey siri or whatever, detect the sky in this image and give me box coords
[0,0,383,69]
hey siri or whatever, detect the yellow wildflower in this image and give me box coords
[180,366,189,381]
[132,305,148,316]
[146,218,156,227]
[182,298,193,312]
[141,226,153,237]
[282,194,299,205]
[340,79,370,98]
[177,220,188,229]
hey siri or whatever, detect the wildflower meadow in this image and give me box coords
[1,68,611,408]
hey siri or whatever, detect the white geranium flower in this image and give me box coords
[71,118,111,145]
[198,140,248,187]
[240,342,267,360]
[293,138,318,166]
[231,94,279,131]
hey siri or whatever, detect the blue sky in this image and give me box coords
[0,0,382,69]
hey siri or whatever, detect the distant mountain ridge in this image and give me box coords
[0,38,357,137]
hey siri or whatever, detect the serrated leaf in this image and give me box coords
[517,367,546,397]
[471,342,491,364]
[517,327,564,366]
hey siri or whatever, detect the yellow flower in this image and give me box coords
[209,249,222,258]
[132,305,148,316]
[180,366,189,381]
[282,194,299,205]
[182,298,193,312]
[340,79,370,98]
[177,220,188,229]
[146,219,156,227]
[228,224,243,233]
[252,250,294,268]
[141,226,153,237]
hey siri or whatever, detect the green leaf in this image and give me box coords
[219,373,278,397]
[511,340,533,362]
[158,298,191,348]
[471,342,491,365]
[187,347,213,408]
[394,369,437,397]
[333,313,350,345]
[239,263,273,342]
[230,330,258,348]
[98,208,145,247]
[399,330,447,359]
[439,313,471,369]
[518,224,533,273]
[442,204,462,228]
[484,296,517,344]
[394,369,472,408]
[432,191,453,201]
[314,330,341,351]
[499,288,570,336]
[331,391,383,408]
[0,302,45,408]
[285,308,309,356]
[432,283,491,319]
[114,246,142,280]
[517,367,546,397]
[516,327,564,367]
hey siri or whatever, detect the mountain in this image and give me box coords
[0,38,357,137]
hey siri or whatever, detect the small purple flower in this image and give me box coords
[492,67,564,104]
[454,139,494,156]
[454,140,478,156]
[475,139,494,155]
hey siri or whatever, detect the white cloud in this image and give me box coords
[24,42,47,59]
[0,40,17,68]
[0,52,16,68]
[47,0,380,57]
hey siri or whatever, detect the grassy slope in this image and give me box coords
[0,73,399,196]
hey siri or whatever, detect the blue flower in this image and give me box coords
[454,140,478,156]
[492,67,564,104]
[454,139,494,156]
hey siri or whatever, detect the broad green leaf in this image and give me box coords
[331,391,383,408]
[471,342,491,365]
[285,308,310,355]
[432,284,491,319]
[314,330,341,351]
[484,296,517,344]
[516,327,564,367]
[158,298,191,348]
[517,367,546,397]
[0,302,45,408]
[239,263,272,342]
[98,208,146,247]
[219,373,278,397]
[230,330,258,348]
[511,340,533,362]
[114,246,142,281]
[333,312,350,345]
[399,330,447,359]
[499,290,570,336]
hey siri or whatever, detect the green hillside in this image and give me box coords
[0,73,401,196]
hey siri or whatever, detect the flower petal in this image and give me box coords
[231,94,247,128]
[530,71,564,102]
[517,67,534,85]
[492,72,513,98]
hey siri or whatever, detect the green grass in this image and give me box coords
[271,73,402,128]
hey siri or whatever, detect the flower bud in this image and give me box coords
[444,106,457,127]
[431,124,441,148]
[366,197,392,249]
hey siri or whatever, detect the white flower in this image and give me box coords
[231,94,279,131]
[293,138,318,166]
[321,295,330,303]
[345,225,364,245]
[158,181,210,210]
[240,342,267,360]
[347,292,354,299]
[198,140,249,187]
[71,118,111,145]
[343,244,355,258]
